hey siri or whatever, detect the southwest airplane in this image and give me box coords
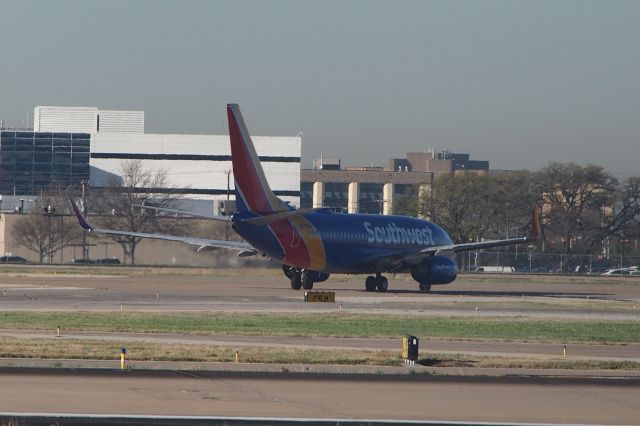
[71,104,539,292]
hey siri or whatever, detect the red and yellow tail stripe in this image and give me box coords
[227,104,287,214]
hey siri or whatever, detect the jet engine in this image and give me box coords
[410,256,458,285]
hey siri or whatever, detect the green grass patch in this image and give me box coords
[0,311,638,344]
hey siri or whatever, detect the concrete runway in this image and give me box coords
[1,269,639,424]
[1,270,639,362]
[0,369,639,424]
[1,270,639,319]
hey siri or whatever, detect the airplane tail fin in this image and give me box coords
[227,104,289,215]
[530,204,541,241]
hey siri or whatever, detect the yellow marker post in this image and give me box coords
[56,326,61,337]
[563,345,567,358]
[120,303,123,311]
[235,350,239,363]
[120,348,127,369]
[475,307,478,316]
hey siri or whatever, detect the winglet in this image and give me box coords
[530,204,541,241]
[69,198,94,231]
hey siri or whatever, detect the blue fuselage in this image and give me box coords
[233,211,453,273]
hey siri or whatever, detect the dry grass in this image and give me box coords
[1,336,639,371]
[0,336,400,366]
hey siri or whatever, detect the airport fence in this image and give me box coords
[457,251,640,274]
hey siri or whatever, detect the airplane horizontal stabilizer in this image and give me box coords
[239,208,325,226]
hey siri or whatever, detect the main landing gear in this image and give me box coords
[364,273,388,292]
[289,271,314,290]
[284,265,330,291]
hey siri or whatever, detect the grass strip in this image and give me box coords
[0,336,638,371]
[0,336,398,366]
[0,311,638,344]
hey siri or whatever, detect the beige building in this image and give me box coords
[301,150,489,214]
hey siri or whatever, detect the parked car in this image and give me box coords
[0,255,28,264]
[71,258,97,264]
[474,266,515,273]
[601,268,640,276]
[97,258,121,265]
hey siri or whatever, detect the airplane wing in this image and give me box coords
[70,199,257,256]
[419,236,534,255]
[381,206,541,271]
[424,204,540,255]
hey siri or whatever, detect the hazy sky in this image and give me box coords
[1,0,638,177]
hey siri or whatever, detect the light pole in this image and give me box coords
[80,180,90,259]
[42,205,55,263]
[224,170,231,201]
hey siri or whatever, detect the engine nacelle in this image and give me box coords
[410,256,458,285]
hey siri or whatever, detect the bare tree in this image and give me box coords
[417,171,535,244]
[604,176,640,257]
[535,163,618,267]
[11,186,83,263]
[89,160,183,265]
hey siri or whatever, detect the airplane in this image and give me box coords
[71,103,540,293]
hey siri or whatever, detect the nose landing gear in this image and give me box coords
[418,282,431,292]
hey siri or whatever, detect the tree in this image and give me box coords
[417,171,535,244]
[11,187,83,263]
[89,160,183,265]
[536,162,618,265]
[604,176,640,258]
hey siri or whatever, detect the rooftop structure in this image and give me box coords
[34,106,144,134]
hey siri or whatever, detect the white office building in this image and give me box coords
[33,106,301,216]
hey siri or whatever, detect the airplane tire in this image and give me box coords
[283,264,295,279]
[419,282,431,292]
[290,274,302,290]
[365,276,377,292]
[301,272,314,290]
[377,276,388,292]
